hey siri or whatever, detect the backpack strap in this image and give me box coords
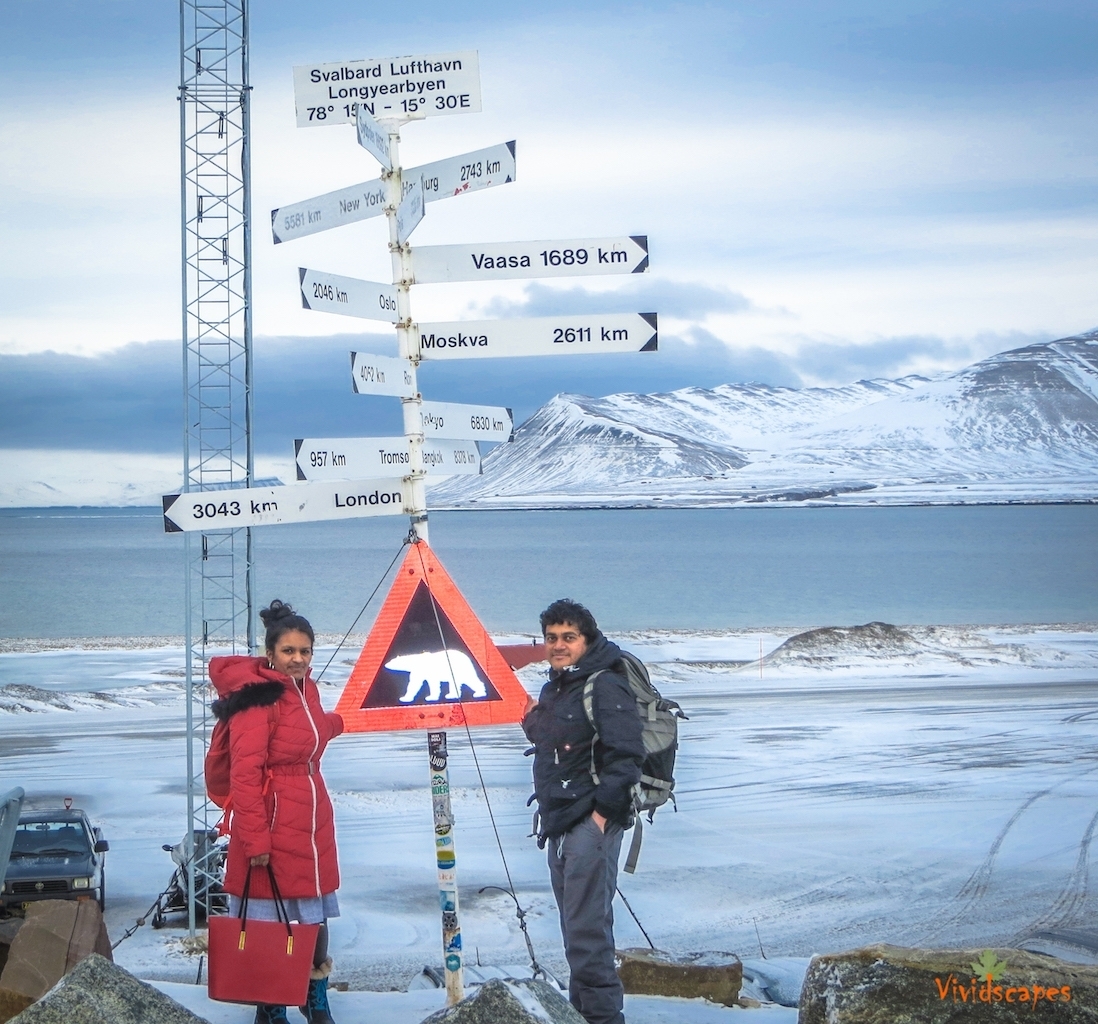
[581,672,602,785]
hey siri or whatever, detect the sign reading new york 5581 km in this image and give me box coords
[293,51,481,127]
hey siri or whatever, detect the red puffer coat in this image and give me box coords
[209,656,344,900]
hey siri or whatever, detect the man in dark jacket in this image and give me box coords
[522,599,645,1024]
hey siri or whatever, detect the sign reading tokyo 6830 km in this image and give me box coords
[293,51,482,127]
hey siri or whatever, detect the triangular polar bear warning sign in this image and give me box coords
[335,541,531,732]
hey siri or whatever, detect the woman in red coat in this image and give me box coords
[209,600,344,1024]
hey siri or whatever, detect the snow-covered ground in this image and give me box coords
[2,623,1097,1023]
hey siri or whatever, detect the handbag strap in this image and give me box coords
[239,864,294,941]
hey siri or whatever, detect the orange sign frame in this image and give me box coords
[335,541,532,732]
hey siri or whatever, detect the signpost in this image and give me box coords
[162,479,408,532]
[293,51,482,127]
[356,103,393,169]
[270,142,515,244]
[176,49,659,1009]
[350,352,416,397]
[417,312,658,360]
[419,400,513,442]
[295,437,481,480]
[412,236,649,283]
[396,177,425,246]
[300,268,399,322]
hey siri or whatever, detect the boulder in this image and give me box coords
[799,943,1098,1023]
[420,978,584,1024]
[0,900,111,1003]
[0,919,24,977]
[616,947,742,1006]
[7,954,209,1024]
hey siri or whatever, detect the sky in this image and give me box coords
[2,0,1097,467]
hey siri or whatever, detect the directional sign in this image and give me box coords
[300,268,399,322]
[396,177,424,245]
[418,141,515,204]
[162,479,408,533]
[412,236,649,283]
[293,51,482,127]
[356,103,392,169]
[334,541,531,732]
[350,351,416,397]
[295,437,481,480]
[417,313,658,360]
[271,142,515,244]
[419,401,513,443]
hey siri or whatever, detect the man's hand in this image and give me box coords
[250,853,270,867]
[524,694,538,716]
[591,810,607,833]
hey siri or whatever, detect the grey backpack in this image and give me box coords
[583,651,687,872]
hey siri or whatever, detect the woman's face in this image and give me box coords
[268,629,313,682]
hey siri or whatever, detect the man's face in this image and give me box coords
[544,621,589,670]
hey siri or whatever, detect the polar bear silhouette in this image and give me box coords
[386,649,488,703]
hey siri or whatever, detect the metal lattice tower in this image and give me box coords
[179,0,254,935]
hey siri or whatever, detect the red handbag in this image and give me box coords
[207,865,320,1006]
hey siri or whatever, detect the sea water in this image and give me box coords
[2,504,1095,638]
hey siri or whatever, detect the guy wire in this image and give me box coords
[314,534,411,683]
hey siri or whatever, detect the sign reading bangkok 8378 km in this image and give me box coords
[292,51,482,127]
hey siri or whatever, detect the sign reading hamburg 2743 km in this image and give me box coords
[292,51,482,127]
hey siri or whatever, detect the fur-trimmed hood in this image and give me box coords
[208,656,287,721]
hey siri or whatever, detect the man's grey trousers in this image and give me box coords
[548,815,625,1024]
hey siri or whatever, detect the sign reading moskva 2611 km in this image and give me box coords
[293,51,481,127]
[412,237,649,283]
[162,479,408,532]
[417,313,657,360]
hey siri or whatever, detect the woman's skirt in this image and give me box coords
[228,891,339,925]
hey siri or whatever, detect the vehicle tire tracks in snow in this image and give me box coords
[1012,807,1098,942]
[917,788,1049,943]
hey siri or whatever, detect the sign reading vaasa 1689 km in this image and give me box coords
[292,51,481,127]
[296,438,481,481]
[271,142,515,244]
[162,479,408,532]
[412,236,649,283]
[300,268,398,322]
[417,313,657,360]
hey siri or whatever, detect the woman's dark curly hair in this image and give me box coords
[260,599,315,652]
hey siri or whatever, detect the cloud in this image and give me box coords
[791,329,1056,384]
[473,280,752,321]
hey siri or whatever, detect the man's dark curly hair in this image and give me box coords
[539,599,598,643]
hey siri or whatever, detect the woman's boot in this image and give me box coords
[300,957,335,1024]
[254,1006,289,1024]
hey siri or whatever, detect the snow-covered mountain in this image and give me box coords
[431,330,1098,507]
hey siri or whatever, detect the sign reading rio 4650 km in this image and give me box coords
[293,51,482,128]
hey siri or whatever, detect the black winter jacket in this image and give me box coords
[522,633,645,840]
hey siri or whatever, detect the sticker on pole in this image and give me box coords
[335,542,531,732]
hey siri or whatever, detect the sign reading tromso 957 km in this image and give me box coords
[293,51,481,127]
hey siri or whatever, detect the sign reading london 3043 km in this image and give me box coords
[293,51,482,127]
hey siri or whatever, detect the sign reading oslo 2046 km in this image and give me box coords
[293,51,482,126]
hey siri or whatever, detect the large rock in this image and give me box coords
[616,947,742,1006]
[8,954,209,1024]
[420,978,584,1024]
[0,900,111,1003]
[799,944,1098,1023]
